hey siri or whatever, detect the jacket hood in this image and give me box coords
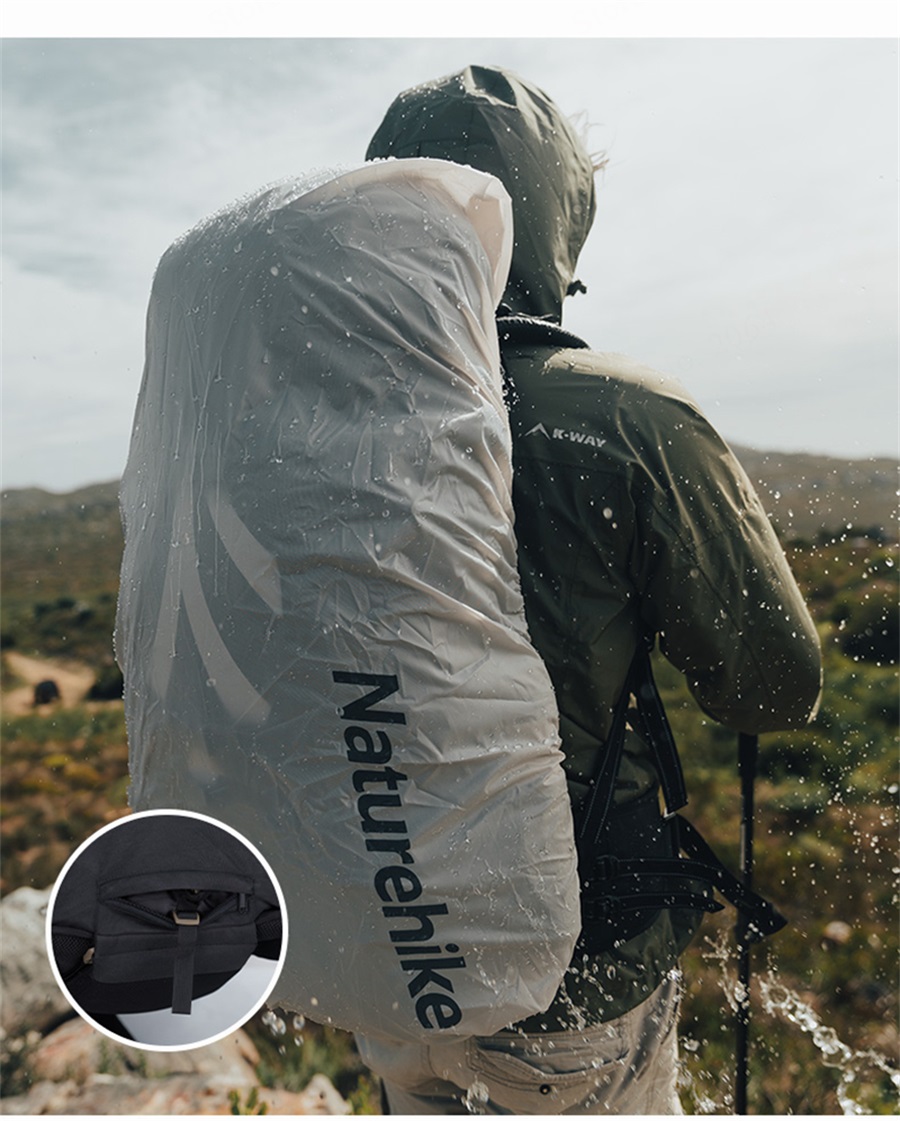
[366,65,596,323]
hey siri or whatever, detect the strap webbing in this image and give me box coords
[630,646,687,814]
[676,816,787,941]
[578,642,687,856]
[577,654,634,856]
[582,824,787,939]
[171,918,200,1015]
[576,641,787,949]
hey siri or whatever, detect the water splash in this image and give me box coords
[695,930,898,1115]
[464,1078,490,1114]
[758,975,900,1116]
[261,1009,287,1037]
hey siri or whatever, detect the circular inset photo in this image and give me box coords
[46,809,286,1049]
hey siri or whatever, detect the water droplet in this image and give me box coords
[261,1009,286,1036]
[464,1079,490,1113]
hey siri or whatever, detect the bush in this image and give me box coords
[836,588,898,664]
[87,661,124,701]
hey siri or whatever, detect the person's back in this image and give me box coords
[362,64,822,1114]
[502,336,822,1027]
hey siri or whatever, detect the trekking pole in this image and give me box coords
[735,732,758,1115]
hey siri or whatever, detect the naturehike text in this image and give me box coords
[334,670,466,1030]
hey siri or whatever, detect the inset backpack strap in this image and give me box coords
[170,906,201,1015]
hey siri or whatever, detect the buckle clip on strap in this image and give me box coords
[171,910,200,1014]
[171,909,201,926]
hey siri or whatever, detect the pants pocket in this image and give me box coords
[465,1026,628,1114]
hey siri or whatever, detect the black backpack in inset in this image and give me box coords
[50,814,282,1017]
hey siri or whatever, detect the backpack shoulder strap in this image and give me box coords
[577,639,787,953]
[577,640,687,859]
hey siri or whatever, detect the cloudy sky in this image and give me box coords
[2,8,898,492]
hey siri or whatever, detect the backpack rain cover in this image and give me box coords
[116,158,580,1042]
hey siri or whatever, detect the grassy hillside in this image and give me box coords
[1,447,896,672]
[1,454,897,1113]
[1,481,122,677]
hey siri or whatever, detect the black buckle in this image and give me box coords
[593,855,621,881]
[171,909,201,926]
[582,894,618,922]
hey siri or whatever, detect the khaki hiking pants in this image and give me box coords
[356,974,683,1115]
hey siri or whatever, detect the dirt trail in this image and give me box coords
[2,651,97,716]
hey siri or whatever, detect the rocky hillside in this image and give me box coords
[1,887,352,1115]
[731,445,897,540]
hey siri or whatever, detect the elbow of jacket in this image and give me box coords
[797,662,824,726]
[699,646,824,734]
[759,648,823,731]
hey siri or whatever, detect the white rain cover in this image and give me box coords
[117,159,579,1042]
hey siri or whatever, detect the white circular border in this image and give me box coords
[44,807,289,1052]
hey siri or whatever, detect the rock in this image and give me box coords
[2,1077,79,1115]
[2,1071,348,1114]
[0,886,352,1115]
[822,920,853,946]
[299,1072,352,1114]
[142,1027,261,1081]
[0,886,71,1037]
[12,1019,351,1114]
[30,1018,260,1085]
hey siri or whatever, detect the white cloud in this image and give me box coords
[2,37,897,490]
[1,258,144,490]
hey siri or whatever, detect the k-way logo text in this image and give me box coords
[525,422,606,449]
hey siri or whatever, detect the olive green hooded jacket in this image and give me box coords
[368,65,823,1027]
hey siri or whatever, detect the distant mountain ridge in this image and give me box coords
[1,481,121,521]
[2,446,897,540]
[730,445,898,539]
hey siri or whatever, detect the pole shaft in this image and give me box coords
[735,732,758,1115]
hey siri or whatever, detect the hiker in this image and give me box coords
[359,65,823,1115]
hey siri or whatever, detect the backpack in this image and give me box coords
[116,160,581,1044]
[49,813,282,1018]
[497,313,787,950]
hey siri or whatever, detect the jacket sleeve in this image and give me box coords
[631,395,823,733]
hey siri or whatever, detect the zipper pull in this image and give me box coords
[238,893,248,913]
